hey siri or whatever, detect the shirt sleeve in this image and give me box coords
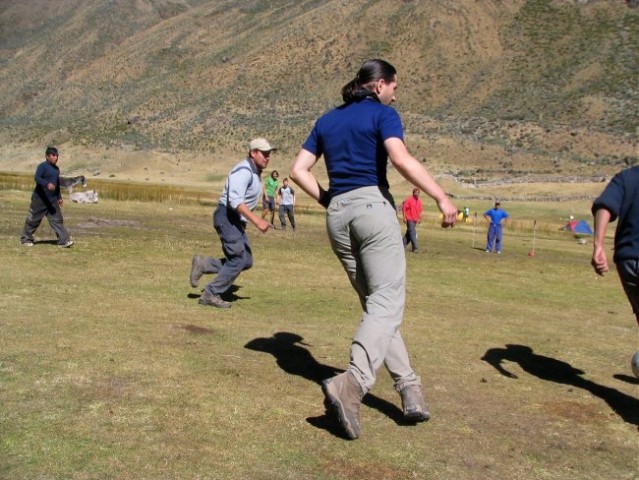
[592,172,624,222]
[379,107,404,142]
[302,120,321,157]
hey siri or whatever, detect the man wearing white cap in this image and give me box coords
[190,138,276,308]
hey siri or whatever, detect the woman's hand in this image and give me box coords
[437,197,458,228]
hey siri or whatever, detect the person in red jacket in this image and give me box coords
[402,188,423,252]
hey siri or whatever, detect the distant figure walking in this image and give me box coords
[20,146,74,248]
[277,178,296,230]
[402,188,423,252]
[484,201,510,254]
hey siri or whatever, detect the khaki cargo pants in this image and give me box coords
[326,186,421,393]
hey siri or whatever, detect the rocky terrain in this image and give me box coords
[0,0,636,188]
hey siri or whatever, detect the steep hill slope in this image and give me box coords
[0,0,636,184]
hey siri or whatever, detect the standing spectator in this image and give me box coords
[290,59,457,439]
[190,138,275,308]
[20,146,74,248]
[277,178,296,230]
[591,166,639,376]
[462,206,470,223]
[402,188,423,252]
[484,201,510,254]
[261,170,279,227]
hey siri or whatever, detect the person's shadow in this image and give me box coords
[29,240,59,245]
[187,285,246,302]
[481,344,639,426]
[244,332,408,439]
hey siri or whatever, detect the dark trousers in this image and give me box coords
[403,221,418,251]
[617,259,639,323]
[278,204,296,229]
[21,194,70,245]
[203,205,254,296]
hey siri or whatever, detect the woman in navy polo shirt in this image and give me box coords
[290,59,458,439]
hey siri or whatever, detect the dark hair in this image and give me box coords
[341,59,397,103]
[45,146,58,156]
[271,170,279,178]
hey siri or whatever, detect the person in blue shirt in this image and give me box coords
[20,146,73,248]
[290,59,458,439]
[591,166,639,376]
[484,201,510,254]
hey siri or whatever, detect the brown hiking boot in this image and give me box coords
[198,291,231,309]
[397,379,430,422]
[322,371,364,440]
[190,255,205,288]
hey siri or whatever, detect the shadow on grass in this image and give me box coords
[482,344,639,426]
[186,285,248,303]
[29,239,59,245]
[613,373,639,385]
[244,332,408,439]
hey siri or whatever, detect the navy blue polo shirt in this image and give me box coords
[33,160,61,203]
[592,166,639,262]
[302,97,404,197]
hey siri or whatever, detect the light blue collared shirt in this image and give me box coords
[218,158,263,220]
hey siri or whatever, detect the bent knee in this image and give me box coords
[242,254,254,271]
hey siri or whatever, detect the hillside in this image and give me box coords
[0,0,637,187]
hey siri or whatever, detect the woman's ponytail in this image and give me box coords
[340,59,396,103]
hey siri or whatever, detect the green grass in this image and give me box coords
[0,189,636,480]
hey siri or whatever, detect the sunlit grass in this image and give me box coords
[0,189,635,480]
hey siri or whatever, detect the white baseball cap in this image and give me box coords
[249,138,276,152]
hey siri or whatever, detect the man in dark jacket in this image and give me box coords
[20,147,73,248]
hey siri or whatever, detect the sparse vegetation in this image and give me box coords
[0,0,636,178]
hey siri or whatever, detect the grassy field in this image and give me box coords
[0,188,637,480]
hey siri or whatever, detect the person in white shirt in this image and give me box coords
[277,178,296,230]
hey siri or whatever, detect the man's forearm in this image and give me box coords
[236,203,261,228]
[593,208,611,247]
